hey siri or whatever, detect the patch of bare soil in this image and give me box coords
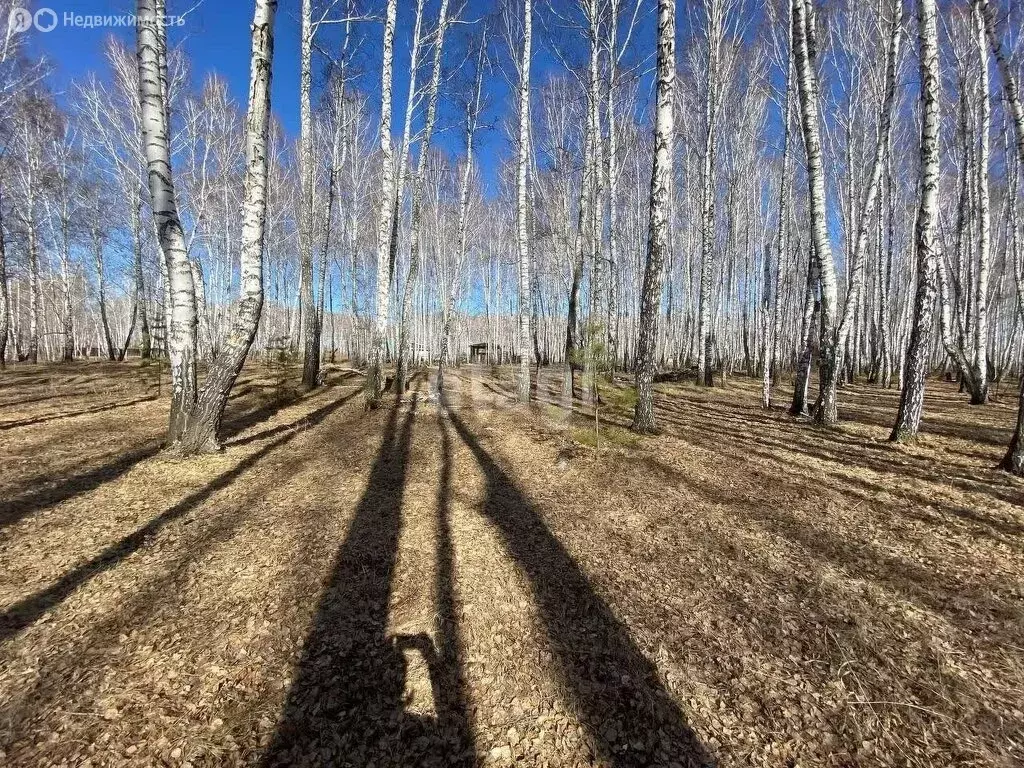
[0,361,1021,767]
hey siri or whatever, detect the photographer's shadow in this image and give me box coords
[262,401,474,767]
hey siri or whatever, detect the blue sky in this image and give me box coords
[21,0,617,196]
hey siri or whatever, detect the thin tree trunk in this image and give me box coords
[178,0,277,454]
[437,33,486,396]
[367,0,399,407]
[972,0,991,404]
[826,3,901,401]
[516,0,533,404]
[92,225,117,360]
[397,0,450,396]
[977,0,1024,472]
[25,175,39,365]
[698,0,723,388]
[891,0,941,442]
[299,0,320,388]
[137,0,199,443]
[765,2,793,409]
[792,0,840,425]
[130,200,152,359]
[791,242,818,416]
[632,0,674,433]
[59,220,74,362]
[0,182,8,369]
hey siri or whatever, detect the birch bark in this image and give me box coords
[396,0,450,396]
[516,0,533,403]
[765,0,793,409]
[437,36,486,396]
[977,0,1024,472]
[792,0,840,425]
[177,0,277,454]
[367,0,399,407]
[631,0,674,433]
[299,0,320,388]
[698,0,724,387]
[138,0,198,443]
[891,0,941,442]
[0,182,8,368]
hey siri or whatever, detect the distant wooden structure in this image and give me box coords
[468,342,508,364]
[468,342,489,363]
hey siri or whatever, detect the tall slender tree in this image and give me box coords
[791,0,840,426]
[891,0,941,442]
[516,0,534,403]
[977,0,1024,473]
[396,0,451,396]
[367,0,399,407]
[177,0,277,454]
[632,0,674,433]
[137,0,199,443]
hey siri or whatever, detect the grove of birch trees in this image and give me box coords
[1,0,1023,471]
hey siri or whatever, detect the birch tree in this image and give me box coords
[396,0,450,396]
[299,0,319,388]
[515,0,533,403]
[437,32,487,395]
[176,0,277,454]
[137,0,198,442]
[696,0,739,387]
[791,0,840,426]
[0,180,7,367]
[823,1,902,412]
[367,0,399,407]
[632,0,674,433]
[977,0,1024,473]
[763,0,793,409]
[891,0,941,442]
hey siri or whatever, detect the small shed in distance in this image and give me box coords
[468,342,488,364]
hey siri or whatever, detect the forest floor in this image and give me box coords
[0,360,1022,768]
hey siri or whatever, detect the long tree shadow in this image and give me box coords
[445,407,713,767]
[221,371,357,442]
[0,395,159,431]
[224,386,361,448]
[0,382,361,533]
[262,397,475,766]
[0,392,355,642]
[0,442,164,531]
[435,414,475,755]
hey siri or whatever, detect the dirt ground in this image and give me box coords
[0,360,1021,767]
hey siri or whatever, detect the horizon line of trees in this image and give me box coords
[0,0,1022,473]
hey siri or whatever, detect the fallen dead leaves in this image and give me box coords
[0,361,1021,766]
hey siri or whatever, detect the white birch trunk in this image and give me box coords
[437,36,486,396]
[396,0,450,395]
[299,0,320,388]
[792,0,840,425]
[631,0,674,433]
[516,0,533,403]
[367,0,399,406]
[971,1,991,404]
[138,0,198,443]
[891,0,941,442]
[831,4,901,388]
[977,0,1024,472]
[177,0,276,454]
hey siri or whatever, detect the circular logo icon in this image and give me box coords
[34,8,57,32]
[7,6,32,34]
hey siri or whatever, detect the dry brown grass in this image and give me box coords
[0,361,1021,767]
